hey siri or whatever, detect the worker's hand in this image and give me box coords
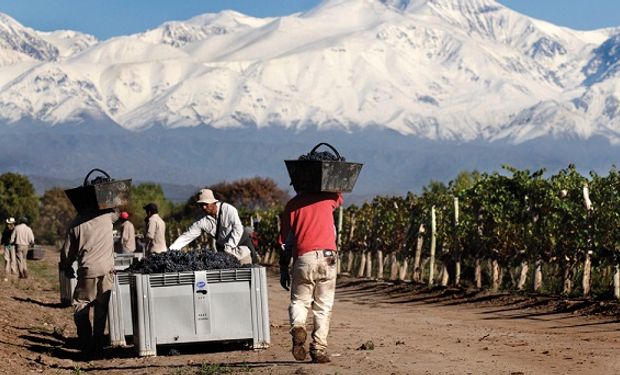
[280,267,290,291]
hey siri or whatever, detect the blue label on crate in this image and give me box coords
[196,281,206,288]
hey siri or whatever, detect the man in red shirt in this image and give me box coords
[280,191,343,363]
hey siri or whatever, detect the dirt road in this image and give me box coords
[1,248,619,374]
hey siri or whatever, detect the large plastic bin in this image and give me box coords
[58,262,78,306]
[285,143,362,193]
[130,267,270,356]
[108,271,132,346]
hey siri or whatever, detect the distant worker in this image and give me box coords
[279,191,343,363]
[119,212,136,253]
[2,218,16,280]
[60,208,119,356]
[169,189,256,264]
[11,217,34,279]
[143,203,167,255]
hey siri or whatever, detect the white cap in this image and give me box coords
[196,189,218,204]
[5,217,15,224]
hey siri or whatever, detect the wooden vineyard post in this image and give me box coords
[491,260,500,292]
[413,224,425,282]
[399,257,409,281]
[582,185,593,297]
[454,197,461,286]
[429,205,437,286]
[518,260,529,290]
[357,250,367,278]
[377,250,385,280]
[615,265,620,299]
[475,258,482,289]
[365,251,373,279]
[533,259,543,292]
[390,253,399,281]
[345,215,357,274]
[337,206,343,274]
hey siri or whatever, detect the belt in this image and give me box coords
[322,250,336,257]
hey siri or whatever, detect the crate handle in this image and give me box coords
[309,142,341,159]
[83,168,111,186]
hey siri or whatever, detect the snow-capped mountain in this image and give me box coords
[0,0,619,144]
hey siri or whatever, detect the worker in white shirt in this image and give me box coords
[169,189,253,265]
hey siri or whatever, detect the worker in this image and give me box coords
[143,203,167,255]
[60,208,118,356]
[11,217,34,279]
[118,211,136,253]
[2,218,16,280]
[280,191,343,363]
[169,188,254,264]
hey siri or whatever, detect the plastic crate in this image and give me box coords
[130,267,270,356]
[58,262,78,306]
[27,246,45,260]
[108,272,132,347]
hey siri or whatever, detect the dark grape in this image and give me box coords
[298,150,346,162]
[127,249,246,274]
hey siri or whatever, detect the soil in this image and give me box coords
[1,247,619,374]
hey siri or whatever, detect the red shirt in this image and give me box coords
[281,192,343,257]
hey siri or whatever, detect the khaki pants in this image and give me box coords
[3,245,16,276]
[15,245,29,278]
[289,250,337,352]
[73,272,114,351]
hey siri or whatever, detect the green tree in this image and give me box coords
[36,187,77,246]
[210,177,289,211]
[0,172,39,224]
[128,183,173,229]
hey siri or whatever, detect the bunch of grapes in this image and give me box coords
[298,151,346,162]
[127,250,246,274]
[87,176,112,185]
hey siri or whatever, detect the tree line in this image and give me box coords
[0,173,288,248]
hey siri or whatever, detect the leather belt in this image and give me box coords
[323,250,336,257]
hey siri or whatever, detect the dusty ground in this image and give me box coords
[1,247,619,374]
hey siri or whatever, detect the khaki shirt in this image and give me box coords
[146,213,167,254]
[11,223,34,246]
[61,211,118,278]
[120,220,136,252]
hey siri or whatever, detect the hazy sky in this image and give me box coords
[1,0,619,40]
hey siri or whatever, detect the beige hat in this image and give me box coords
[5,217,15,224]
[196,189,218,204]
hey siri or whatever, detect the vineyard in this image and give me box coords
[255,164,620,299]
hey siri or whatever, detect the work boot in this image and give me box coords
[291,326,307,361]
[310,349,331,363]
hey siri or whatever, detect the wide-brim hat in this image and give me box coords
[5,217,15,224]
[196,189,218,204]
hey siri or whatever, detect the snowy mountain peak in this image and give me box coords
[0,12,59,63]
[0,4,619,144]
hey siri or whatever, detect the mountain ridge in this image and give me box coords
[0,0,617,143]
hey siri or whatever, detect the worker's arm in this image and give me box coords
[169,218,211,251]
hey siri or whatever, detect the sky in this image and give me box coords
[0,0,619,40]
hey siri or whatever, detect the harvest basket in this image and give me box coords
[285,143,362,193]
[64,169,131,213]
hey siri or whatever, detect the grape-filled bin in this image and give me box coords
[130,267,270,356]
